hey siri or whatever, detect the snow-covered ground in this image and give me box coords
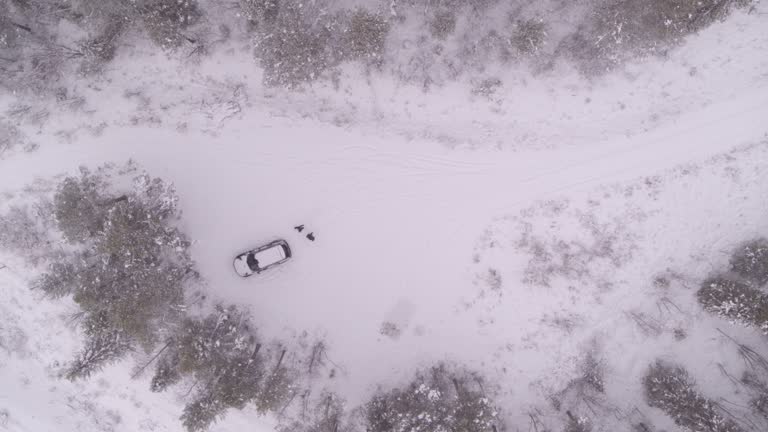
[2,4,768,432]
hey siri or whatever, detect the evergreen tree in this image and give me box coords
[730,238,768,286]
[277,391,353,432]
[365,363,500,432]
[151,305,296,432]
[643,361,744,432]
[697,276,768,334]
[37,167,195,376]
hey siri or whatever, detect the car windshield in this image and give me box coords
[246,254,259,271]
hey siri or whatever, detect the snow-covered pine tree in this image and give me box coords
[52,168,111,243]
[253,1,335,88]
[277,391,354,432]
[697,276,768,334]
[38,166,196,376]
[65,312,132,380]
[151,305,296,432]
[643,360,744,432]
[365,363,501,432]
[563,411,592,432]
[343,9,389,64]
[137,0,201,50]
[730,238,768,286]
[181,392,227,432]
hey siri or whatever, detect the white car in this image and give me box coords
[233,239,292,277]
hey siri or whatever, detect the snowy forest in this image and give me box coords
[1,1,767,432]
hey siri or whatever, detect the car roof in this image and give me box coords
[253,244,285,267]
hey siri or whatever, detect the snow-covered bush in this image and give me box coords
[563,412,592,432]
[697,276,768,334]
[643,360,744,432]
[37,166,195,376]
[150,305,296,431]
[0,204,52,263]
[562,0,753,74]
[509,18,547,56]
[0,0,206,94]
[0,121,20,157]
[76,19,126,74]
[137,0,202,50]
[341,9,389,65]
[550,348,605,430]
[239,0,280,30]
[365,363,501,432]
[730,238,768,286]
[429,10,456,40]
[0,4,21,50]
[751,393,768,422]
[0,1,91,92]
[253,1,337,88]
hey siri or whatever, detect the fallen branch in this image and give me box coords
[717,328,768,376]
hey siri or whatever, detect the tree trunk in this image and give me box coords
[274,349,286,371]
[452,378,462,398]
[131,339,173,378]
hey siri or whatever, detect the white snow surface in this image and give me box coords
[1,6,768,432]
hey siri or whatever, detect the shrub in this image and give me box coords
[76,18,126,74]
[643,360,744,432]
[52,168,111,242]
[138,0,201,50]
[751,393,768,422]
[697,276,768,333]
[365,363,501,432]
[0,204,51,261]
[277,391,353,432]
[0,7,21,50]
[564,412,592,432]
[342,9,389,64]
[0,121,14,154]
[254,2,336,88]
[730,238,768,286]
[239,0,280,30]
[510,19,546,55]
[430,10,456,40]
[593,0,750,66]
[550,348,605,425]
